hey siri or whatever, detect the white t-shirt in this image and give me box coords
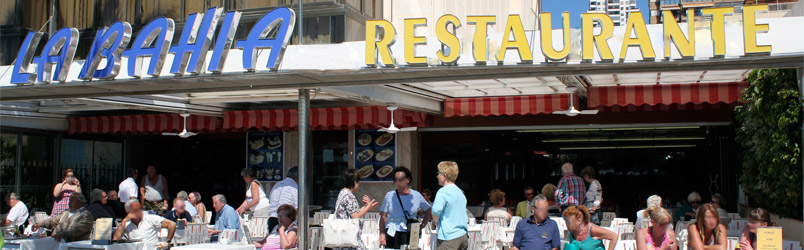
[6,201,29,226]
[123,214,165,250]
[119,177,139,202]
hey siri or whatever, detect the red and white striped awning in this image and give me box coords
[68,114,221,134]
[223,106,427,131]
[588,82,748,108]
[444,94,575,117]
[595,103,738,112]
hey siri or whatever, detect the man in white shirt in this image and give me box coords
[267,166,298,232]
[118,168,139,202]
[2,192,28,229]
[114,200,176,250]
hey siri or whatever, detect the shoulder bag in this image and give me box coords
[322,190,361,247]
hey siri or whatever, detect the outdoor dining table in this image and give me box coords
[172,243,256,250]
[1,237,60,250]
[57,240,145,250]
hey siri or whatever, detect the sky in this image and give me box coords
[542,0,650,29]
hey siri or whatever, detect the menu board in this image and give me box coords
[247,132,284,181]
[354,130,395,181]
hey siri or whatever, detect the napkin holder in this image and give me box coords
[91,218,114,245]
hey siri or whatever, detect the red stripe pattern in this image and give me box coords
[596,103,738,112]
[443,94,574,117]
[223,106,427,131]
[588,82,748,108]
[68,114,221,134]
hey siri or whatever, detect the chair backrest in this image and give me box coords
[508,216,522,230]
[467,230,483,250]
[364,212,380,221]
[611,218,630,227]
[486,216,508,227]
[783,240,803,250]
[309,227,323,250]
[602,212,616,221]
[727,213,741,221]
[480,222,500,242]
[728,219,748,232]
[204,211,212,224]
[248,216,270,239]
[618,240,638,250]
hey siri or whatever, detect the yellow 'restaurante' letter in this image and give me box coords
[366,20,396,67]
[496,15,533,63]
[540,12,571,61]
[436,14,462,65]
[467,16,496,64]
[663,10,695,59]
[582,13,614,62]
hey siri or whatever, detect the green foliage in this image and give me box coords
[735,68,802,218]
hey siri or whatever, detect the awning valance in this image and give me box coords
[223,106,427,131]
[596,103,738,112]
[588,82,748,108]
[444,94,574,117]
[68,114,221,134]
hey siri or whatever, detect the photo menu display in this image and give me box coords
[354,130,395,181]
[247,132,284,181]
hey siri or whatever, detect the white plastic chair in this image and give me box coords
[727,219,748,237]
[783,240,803,250]
[467,230,483,250]
[617,240,637,250]
[508,216,522,230]
[603,212,616,221]
[309,227,323,250]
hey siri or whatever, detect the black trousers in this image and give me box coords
[385,231,410,249]
[268,217,279,233]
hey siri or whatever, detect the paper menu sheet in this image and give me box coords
[756,227,782,250]
[93,218,114,241]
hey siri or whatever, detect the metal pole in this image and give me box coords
[297,88,311,250]
[298,0,303,45]
[49,0,56,36]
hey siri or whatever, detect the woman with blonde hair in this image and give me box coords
[563,205,618,250]
[636,207,678,250]
[541,184,560,216]
[687,204,727,250]
[484,190,512,222]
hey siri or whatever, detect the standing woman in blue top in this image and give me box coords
[380,167,433,248]
[431,161,469,250]
[563,205,618,250]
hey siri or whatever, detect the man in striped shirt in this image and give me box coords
[267,166,299,232]
[554,163,586,212]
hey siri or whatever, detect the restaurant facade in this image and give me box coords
[1,0,803,246]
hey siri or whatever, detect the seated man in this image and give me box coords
[176,191,198,216]
[1,192,29,231]
[87,188,115,219]
[114,200,176,250]
[511,195,561,250]
[164,198,193,223]
[106,190,127,219]
[33,193,94,242]
[208,194,241,237]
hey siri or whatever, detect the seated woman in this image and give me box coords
[254,204,299,250]
[542,184,561,217]
[484,189,512,223]
[739,208,775,250]
[564,205,618,250]
[636,207,678,250]
[687,204,727,250]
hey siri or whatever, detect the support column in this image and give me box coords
[798,67,803,230]
[297,88,311,250]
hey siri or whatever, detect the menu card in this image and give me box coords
[756,227,782,250]
[247,132,284,181]
[91,218,113,245]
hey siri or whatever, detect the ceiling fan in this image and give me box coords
[162,113,198,138]
[552,87,599,117]
[378,106,417,134]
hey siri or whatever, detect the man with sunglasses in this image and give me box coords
[511,195,561,250]
[515,186,537,218]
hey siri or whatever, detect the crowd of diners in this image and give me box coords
[1,162,781,250]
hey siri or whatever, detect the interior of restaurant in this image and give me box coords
[420,125,741,223]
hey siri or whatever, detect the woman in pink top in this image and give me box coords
[636,207,678,250]
[254,204,298,250]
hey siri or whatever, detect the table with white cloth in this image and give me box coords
[172,243,256,250]
[1,237,61,250]
[57,240,145,250]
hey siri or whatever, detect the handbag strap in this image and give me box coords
[395,190,410,220]
[334,189,346,216]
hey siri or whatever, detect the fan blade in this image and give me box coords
[179,132,198,138]
[162,132,178,136]
[400,127,418,131]
[552,110,569,115]
[378,128,388,132]
[580,110,599,115]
